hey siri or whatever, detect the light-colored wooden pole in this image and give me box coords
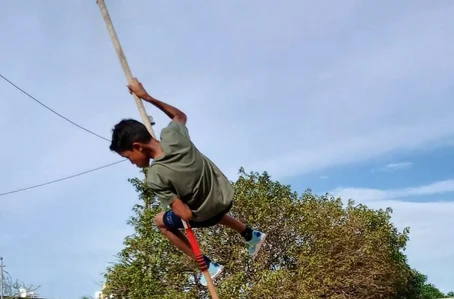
[96,1,219,298]
[96,0,155,139]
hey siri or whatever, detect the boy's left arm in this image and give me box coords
[170,198,193,222]
[126,78,187,124]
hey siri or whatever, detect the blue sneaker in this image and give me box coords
[247,230,266,259]
[200,258,224,287]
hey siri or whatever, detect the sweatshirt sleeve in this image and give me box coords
[145,167,177,207]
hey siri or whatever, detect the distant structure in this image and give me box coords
[18,288,39,298]
[95,284,113,299]
[1,257,43,299]
[94,284,104,299]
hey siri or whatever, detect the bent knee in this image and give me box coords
[155,212,166,228]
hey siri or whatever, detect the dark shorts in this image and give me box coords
[162,202,233,230]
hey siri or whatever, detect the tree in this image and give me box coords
[102,168,443,299]
[420,284,445,299]
[395,269,447,299]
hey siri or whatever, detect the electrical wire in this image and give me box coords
[0,73,111,142]
[0,73,129,196]
[0,159,127,196]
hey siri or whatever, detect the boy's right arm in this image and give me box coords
[146,170,192,221]
[127,78,187,124]
[143,95,187,124]
[170,198,193,221]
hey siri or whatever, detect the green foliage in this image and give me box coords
[102,168,446,299]
[419,284,446,299]
[396,269,448,299]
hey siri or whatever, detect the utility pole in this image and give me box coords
[0,256,4,299]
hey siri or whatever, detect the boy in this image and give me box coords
[109,78,266,286]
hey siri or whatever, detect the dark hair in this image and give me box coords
[109,119,152,152]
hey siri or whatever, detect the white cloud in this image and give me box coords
[331,179,454,202]
[385,162,413,169]
[371,162,413,173]
[328,180,454,293]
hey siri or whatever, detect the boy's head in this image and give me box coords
[109,119,153,168]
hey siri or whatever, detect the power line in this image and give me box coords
[0,73,129,196]
[0,159,127,196]
[0,73,111,142]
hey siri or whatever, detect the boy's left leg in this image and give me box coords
[218,215,266,259]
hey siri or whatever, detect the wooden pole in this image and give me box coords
[0,257,4,299]
[96,1,219,298]
[96,0,155,139]
[182,220,219,297]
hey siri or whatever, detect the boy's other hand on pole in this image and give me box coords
[171,198,193,222]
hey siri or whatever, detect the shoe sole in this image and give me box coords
[252,233,267,260]
[201,264,224,287]
[212,264,224,280]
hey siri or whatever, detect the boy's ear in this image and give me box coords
[132,142,143,152]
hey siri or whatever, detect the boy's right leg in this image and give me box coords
[219,215,266,259]
[155,211,224,286]
[154,212,197,260]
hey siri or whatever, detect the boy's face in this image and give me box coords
[119,145,150,168]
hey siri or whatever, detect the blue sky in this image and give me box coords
[1,0,454,298]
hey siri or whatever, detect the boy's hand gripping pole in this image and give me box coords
[96,1,219,298]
